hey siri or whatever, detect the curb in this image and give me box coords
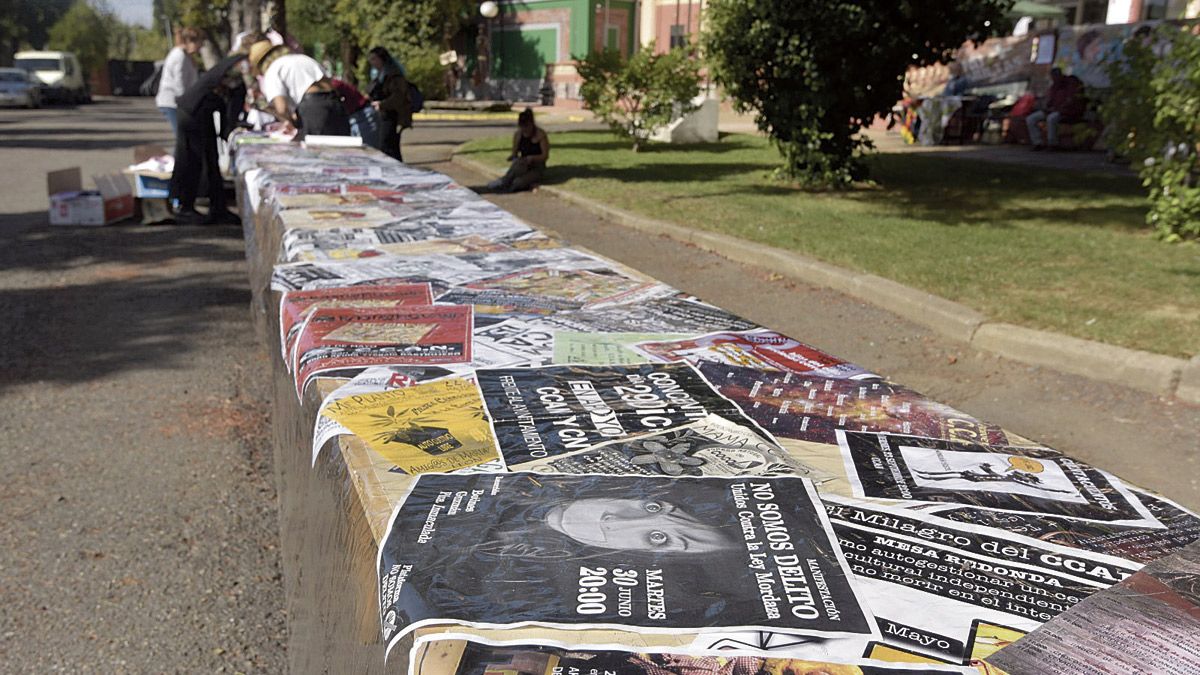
[1178,356,1200,403]
[450,149,1195,403]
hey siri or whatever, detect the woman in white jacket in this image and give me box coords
[155,28,203,133]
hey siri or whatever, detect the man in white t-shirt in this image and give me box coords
[248,41,350,139]
[155,27,203,134]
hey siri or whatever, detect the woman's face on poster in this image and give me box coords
[546,497,737,554]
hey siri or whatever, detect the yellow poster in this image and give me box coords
[322,378,500,474]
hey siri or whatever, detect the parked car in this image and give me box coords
[14,50,89,104]
[0,67,41,108]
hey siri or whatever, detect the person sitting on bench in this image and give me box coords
[1026,68,1085,151]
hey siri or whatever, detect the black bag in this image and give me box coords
[140,61,163,97]
[408,81,424,113]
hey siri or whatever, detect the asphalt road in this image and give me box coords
[0,99,286,671]
[0,98,1196,672]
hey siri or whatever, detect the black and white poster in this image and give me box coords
[837,431,1160,527]
[824,497,1140,664]
[377,473,877,656]
[475,363,757,465]
[929,490,1200,565]
[510,414,834,482]
[534,295,759,335]
[410,634,978,675]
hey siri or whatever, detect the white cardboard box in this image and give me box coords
[47,168,135,226]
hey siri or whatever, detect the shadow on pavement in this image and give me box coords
[0,137,169,150]
[0,220,249,389]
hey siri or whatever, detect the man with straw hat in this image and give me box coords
[248,40,350,139]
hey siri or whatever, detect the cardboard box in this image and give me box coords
[126,144,173,198]
[47,168,135,226]
[127,172,171,199]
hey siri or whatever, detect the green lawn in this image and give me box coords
[460,131,1200,358]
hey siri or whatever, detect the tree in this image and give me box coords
[290,0,341,58]
[331,0,473,97]
[48,0,109,76]
[703,0,1011,186]
[107,20,171,62]
[0,0,74,65]
[578,45,703,151]
[1103,25,1200,241]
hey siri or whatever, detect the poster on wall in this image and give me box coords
[509,414,832,482]
[278,283,434,366]
[837,431,1161,527]
[533,295,759,335]
[987,540,1200,674]
[475,363,757,465]
[320,378,500,474]
[377,473,878,655]
[634,330,875,380]
[697,363,1010,446]
[409,635,978,675]
[825,496,1140,664]
[292,305,472,397]
[928,490,1200,565]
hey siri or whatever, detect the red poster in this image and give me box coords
[634,329,874,379]
[292,305,472,398]
[278,283,435,367]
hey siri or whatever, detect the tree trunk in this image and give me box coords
[263,0,286,37]
[199,40,221,69]
[228,0,245,38]
[244,0,262,34]
[341,40,360,87]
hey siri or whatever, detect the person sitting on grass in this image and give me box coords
[487,108,549,193]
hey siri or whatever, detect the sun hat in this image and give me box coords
[248,40,280,71]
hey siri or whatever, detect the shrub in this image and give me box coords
[1104,24,1200,242]
[702,0,1009,187]
[577,45,702,151]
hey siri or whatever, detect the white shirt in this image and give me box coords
[155,46,198,108]
[260,54,326,108]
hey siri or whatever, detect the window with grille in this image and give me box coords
[669,25,687,49]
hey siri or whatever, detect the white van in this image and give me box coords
[14,50,89,103]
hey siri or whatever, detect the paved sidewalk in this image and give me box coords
[405,121,1200,513]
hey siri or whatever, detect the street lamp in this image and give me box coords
[479,1,504,100]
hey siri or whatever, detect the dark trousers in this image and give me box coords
[380,114,404,162]
[169,109,224,213]
[296,92,351,138]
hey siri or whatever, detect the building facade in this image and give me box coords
[464,0,1196,103]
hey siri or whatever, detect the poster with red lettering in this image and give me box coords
[292,305,471,398]
[278,283,434,367]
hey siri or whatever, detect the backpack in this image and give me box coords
[408,81,424,114]
[140,61,163,97]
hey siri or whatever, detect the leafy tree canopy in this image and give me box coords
[703,0,1011,186]
[1103,24,1200,241]
[330,0,474,96]
[48,0,110,75]
[0,0,74,63]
